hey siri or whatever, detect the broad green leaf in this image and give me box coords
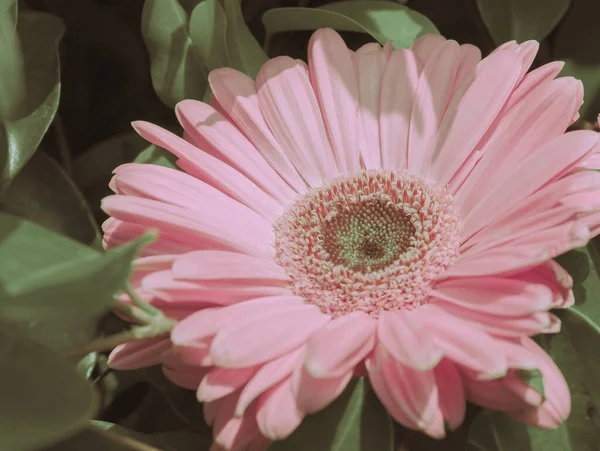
[467,309,600,451]
[262,1,439,50]
[0,328,98,451]
[555,242,600,326]
[0,4,24,118]
[0,11,63,192]
[222,0,268,77]
[0,214,154,326]
[268,378,394,450]
[2,152,100,246]
[141,0,208,108]
[189,0,229,70]
[475,0,570,44]
[552,0,600,121]
[0,0,16,25]
[87,422,211,451]
[134,143,179,168]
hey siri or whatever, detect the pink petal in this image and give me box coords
[506,61,565,111]
[354,43,389,169]
[446,221,590,277]
[366,344,440,436]
[407,39,460,176]
[507,338,570,428]
[410,34,447,64]
[377,310,443,371]
[308,28,360,174]
[457,89,593,237]
[131,121,284,220]
[163,365,208,390]
[210,305,330,368]
[257,56,338,185]
[293,365,353,414]
[429,50,522,186]
[102,217,194,256]
[142,270,293,306]
[176,99,296,203]
[432,277,553,315]
[102,195,274,258]
[172,250,289,283]
[236,347,305,416]
[171,296,304,346]
[198,366,259,402]
[256,377,304,440]
[108,338,171,370]
[208,68,307,193]
[112,162,279,225]
[462,371,540,412]
[433,359,465,430]
[451,44,481,93]
[213,397,262,451]
[515,261,574,309]
[304,311,376,378]
[431,300,556,337]
[379,49,421,170]
[415,305,508,378]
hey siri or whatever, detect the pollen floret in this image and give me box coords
[274,171,460,317]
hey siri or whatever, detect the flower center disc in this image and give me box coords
[274,171,460,318]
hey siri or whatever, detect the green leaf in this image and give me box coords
[87,422,212,451]
[0,214,154,326]
[221,0,268,77]
[134,143,179,168]
[141,0,208,108]
[0,4,25,119]
[552,0,600,121]
[475,0,570,44]
[0,327,98,451]
[262,1,439,50]
[268,378,394,451]
[0,10,64,192]
[467,309,600,451]
[2,151,100,247]
[189,0,230,70]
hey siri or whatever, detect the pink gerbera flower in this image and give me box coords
[103,29,600,450]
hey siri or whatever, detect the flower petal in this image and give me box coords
[304,311,376,378]
[308,28,360,174]
[176,99,297,203]
[172,250,289,283]
[210,304,330,368]
[208,68,307,193]
[131,121,284,220]
[366,343,441,436]
[236,347,305,416]
[108,338,171,370]
[198,366,259,402]
[416,305,508,378]
[377,310,443,371]
[293,365,353,414]
[433,359,465,430]
[256,377,304,440]
[102,195,274,258]
[257,56,339,185]
[379,49,421,170]
[407,39,460,176]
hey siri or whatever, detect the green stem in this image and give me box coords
[63,314,176,358]
[126,282,161,316]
